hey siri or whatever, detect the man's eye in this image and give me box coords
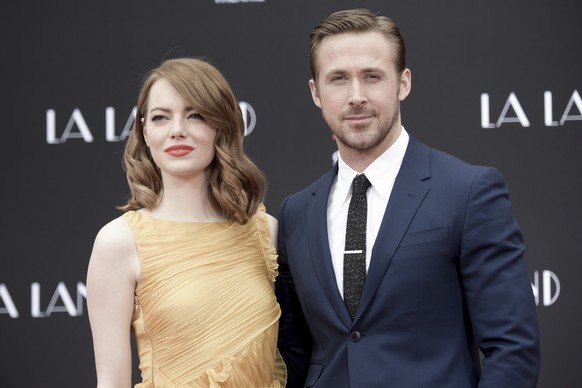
[331,75,346,82]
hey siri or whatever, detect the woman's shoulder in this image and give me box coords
[88,214,140,284]
[254,204,277,240]
[92,215,136,258]
[264,212,277,243]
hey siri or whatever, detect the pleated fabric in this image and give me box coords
[123,204,286,387]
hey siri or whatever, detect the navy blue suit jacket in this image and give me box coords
[276,136,540,387]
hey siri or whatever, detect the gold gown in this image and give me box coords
[122,204,286,387]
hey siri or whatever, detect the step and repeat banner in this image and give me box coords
[1,1,580,386]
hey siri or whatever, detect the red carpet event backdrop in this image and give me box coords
[1,1,580,386]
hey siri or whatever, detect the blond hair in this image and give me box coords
[309,8,406,81]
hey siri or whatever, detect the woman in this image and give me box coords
[87,58,286,387]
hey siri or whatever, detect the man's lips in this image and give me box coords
[345,115,373,124]
[345,115,371,120]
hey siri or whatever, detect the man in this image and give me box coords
[275,8,540,388]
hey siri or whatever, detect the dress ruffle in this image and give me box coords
[253,204,279,283]
[206,357,236,387]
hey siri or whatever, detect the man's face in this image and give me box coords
[309,31,411,158]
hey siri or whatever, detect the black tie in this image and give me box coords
[344,173,371,319]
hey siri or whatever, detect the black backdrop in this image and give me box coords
[1,1,581,386]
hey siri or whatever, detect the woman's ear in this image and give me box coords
[141,117,149,147]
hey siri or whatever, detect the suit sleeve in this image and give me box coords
[459,167,540,387]
[275,196,312,388]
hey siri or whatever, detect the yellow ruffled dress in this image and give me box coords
[123,204,286,387]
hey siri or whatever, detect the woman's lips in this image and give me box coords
[165,145,194,156]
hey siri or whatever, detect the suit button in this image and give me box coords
[349,331,361,342]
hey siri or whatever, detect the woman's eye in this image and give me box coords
[151,115,166,121]
[189,113,204,121]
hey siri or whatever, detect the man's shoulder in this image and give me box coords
[405,136,506,190]
[282,167,336,204]
[281,166,337,214]
[409,136,491,172]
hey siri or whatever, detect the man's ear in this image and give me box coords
[399,68,412,101]
[309,79,322,108]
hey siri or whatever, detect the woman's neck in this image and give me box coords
[145,174,225,222]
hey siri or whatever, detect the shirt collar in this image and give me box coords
[336,127,409,205]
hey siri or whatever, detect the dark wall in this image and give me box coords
[1,1,580,386]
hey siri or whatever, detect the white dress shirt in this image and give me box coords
[327,127,409,298]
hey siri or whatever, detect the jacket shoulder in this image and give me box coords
[283,167,336,202]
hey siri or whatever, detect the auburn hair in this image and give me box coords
[119,58,266,224]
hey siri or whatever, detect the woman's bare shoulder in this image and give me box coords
[90,216,138,272]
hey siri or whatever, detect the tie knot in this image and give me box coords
[352,174,371,195]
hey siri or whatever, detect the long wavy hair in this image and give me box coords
[119,58,266,224]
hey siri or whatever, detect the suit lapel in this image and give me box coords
[356,137,431,320]
[305,165,353,326]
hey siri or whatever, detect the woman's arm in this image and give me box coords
[86,217,140,388]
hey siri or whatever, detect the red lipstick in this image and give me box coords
[165,145,194,156]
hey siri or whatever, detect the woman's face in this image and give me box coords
[143,78,217,183]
